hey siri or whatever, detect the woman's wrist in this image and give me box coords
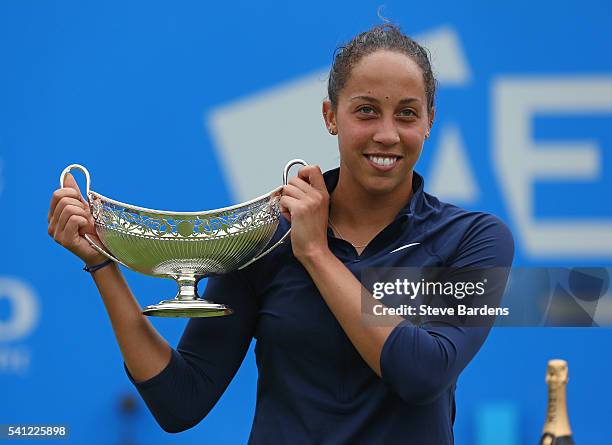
[83,258,115,274]
[82,251,115,274]
[83,252,109,268]
[297,245,335,269]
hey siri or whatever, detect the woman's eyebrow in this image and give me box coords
[397,97,420,105]
[349,95,420,105]
[349,95,379,102]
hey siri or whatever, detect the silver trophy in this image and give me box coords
[59,159,308,318]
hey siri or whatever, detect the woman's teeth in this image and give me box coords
[367,155,398,166]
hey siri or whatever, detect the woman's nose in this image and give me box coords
[372,119,400,146]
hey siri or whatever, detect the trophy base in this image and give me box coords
[142,299,233,318]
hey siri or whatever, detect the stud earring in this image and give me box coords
[329,128,337,135]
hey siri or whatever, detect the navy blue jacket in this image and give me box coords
[126,168,514,444]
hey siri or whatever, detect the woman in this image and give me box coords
[48,24,513,444]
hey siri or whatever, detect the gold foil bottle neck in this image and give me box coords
[540,359,574,445]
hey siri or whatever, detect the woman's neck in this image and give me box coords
[329,169,414,231]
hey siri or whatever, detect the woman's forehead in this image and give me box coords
[341,51,426,100]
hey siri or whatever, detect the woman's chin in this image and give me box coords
[361,177,407,196]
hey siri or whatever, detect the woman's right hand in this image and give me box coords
[48,173,173,386]
[47,172,107,266]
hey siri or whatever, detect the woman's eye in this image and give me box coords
[398,109,417,117]
[358,106,376,114]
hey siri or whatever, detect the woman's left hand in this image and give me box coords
[280,165,330,262]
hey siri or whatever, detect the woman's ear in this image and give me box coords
[428,107,436,133]
[322,100,337,135]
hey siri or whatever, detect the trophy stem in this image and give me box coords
[176,275,199,301]
[141,275,233,318]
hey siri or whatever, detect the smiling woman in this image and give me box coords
[318,27,437,254]
[47,23,514,445]
[322,48,434,246]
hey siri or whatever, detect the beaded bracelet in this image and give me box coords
[83,258,114,273]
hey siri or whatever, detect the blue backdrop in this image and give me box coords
[1,1,611,444]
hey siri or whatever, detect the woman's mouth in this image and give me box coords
[364,154,401,171]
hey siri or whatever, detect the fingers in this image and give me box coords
[280,192,324,219]
[282,179,327,207]
[56,214,89,247]
[280,204,292,223]
[54,204,93,240]
[49,173,102,262]
[48,195,92,243]
[297,165,326,191]
[284,166,327,197]
[281,165,328,227]
[282,183,307,200]
[62,172,84,197]
[285,176,312,194]
[279,195,299,219]
[49,195,85,228]
[48,188,83,221]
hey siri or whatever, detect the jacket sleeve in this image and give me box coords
[379,214,514,404]
[124,269,258,433]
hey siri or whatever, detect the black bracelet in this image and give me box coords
[83,258,115,273]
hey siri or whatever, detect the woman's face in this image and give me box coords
[324,50,433,197]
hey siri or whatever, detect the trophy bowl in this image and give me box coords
[59,159,307,318]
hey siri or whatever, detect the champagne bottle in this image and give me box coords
[540,359,575,445]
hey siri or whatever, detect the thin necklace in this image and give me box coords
[328,217,369,249]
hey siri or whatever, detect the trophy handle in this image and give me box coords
[59,163,91,195]
[282,158,309,186]
[59,164,125,267]
[238,159,309,270]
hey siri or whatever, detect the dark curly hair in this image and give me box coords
[328,24,437,117]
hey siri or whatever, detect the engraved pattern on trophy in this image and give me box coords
[89,193,281,276]
[59,159,307,318]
